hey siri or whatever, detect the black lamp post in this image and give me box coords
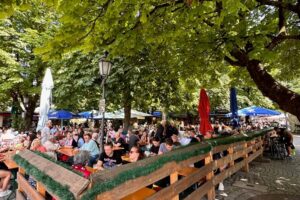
[98,53,112,153]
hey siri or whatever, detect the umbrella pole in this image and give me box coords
[61,119,63,128]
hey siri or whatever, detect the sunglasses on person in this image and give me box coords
[130,151,137,154]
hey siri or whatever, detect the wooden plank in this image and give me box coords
[37,182,46,197]
[17,173,45,200]
[146,163,212,200]
[213,160,246,186]
[213,154,231,170]
[205,153,215,200]
[18,150,89,198]
[121,188,156,200]
[19,167,25,175]
[170,172,179,200]
[233,148,246,161]
[96,162,179,200]
[227,147,234,167]
[212,144,231,154]
[177,152,209,167]
[185,180,213,200]
[3,150,18,169]
[248,148,263,163]
[242,142,249,172]
[178,167,198,177]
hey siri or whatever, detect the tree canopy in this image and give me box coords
[1,0,300,130]
[37,0,299,118]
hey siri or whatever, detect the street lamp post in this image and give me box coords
[98,53,112,153]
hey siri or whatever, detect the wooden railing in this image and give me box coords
[14,130,267,200]
[92,135,264,200]
[14,150,90,200]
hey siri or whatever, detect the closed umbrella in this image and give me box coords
[198,89,213,135]
[230,87,238,119]
[36,68,54,131]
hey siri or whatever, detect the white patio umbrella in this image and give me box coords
[36,68,54,131]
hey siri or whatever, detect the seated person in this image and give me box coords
[188,129,201,143]
[72,150,91,178]
[61,131,73,147]
[72,130,84,148]
[92,132,100,148]
[171,134,181,147]
[149,137,160,156]
[113,131,125,149]
[30,139,47,153]
[128,146,144,162]
[80,133,100,167]
[95,143,122,170]
[158,138,174,155]
[128,130,140,150]
[139,131,149,146]
[43,136,60,159]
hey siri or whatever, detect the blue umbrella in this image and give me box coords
[230,87,238,119]
[48,110,75,119]
[226,106,281,117]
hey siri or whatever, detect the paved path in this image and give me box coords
[216,135,300,200]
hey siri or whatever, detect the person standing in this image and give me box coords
[41,120,52,145]
[155,120,167,142]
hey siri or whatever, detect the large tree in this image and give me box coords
[0,1,56,130]
[37,0,300,119]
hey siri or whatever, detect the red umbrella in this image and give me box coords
[198,88,213,135]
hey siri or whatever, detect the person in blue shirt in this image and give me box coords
[80,132,100,167]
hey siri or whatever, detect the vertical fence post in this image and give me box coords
[170,172,179,200]
[18,167,25,192]
[258,136,264,158]
[227,146,234,167]
[242,142,249,172]
[37,182,46,197]
[205,152,215,200]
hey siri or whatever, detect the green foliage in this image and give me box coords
[1,0,299,122]
[0,0,57,129]
[13,153,76,200]
[36,0,299,114]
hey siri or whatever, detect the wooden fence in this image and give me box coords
[92,136,264,200]
[14,131,266,200]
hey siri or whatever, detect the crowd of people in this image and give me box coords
[0,118,293,197]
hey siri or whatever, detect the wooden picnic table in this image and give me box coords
[56,147,78,157]
[113,146,124,151]
[85,166,98,174]
[121,187,156,200]
[2,150,18,169]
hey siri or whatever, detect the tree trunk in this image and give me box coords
[227,48,300,121]
[246,60,300,120]
[24,99,37,131]
[124,102,131,131]
[123,87,132,132]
